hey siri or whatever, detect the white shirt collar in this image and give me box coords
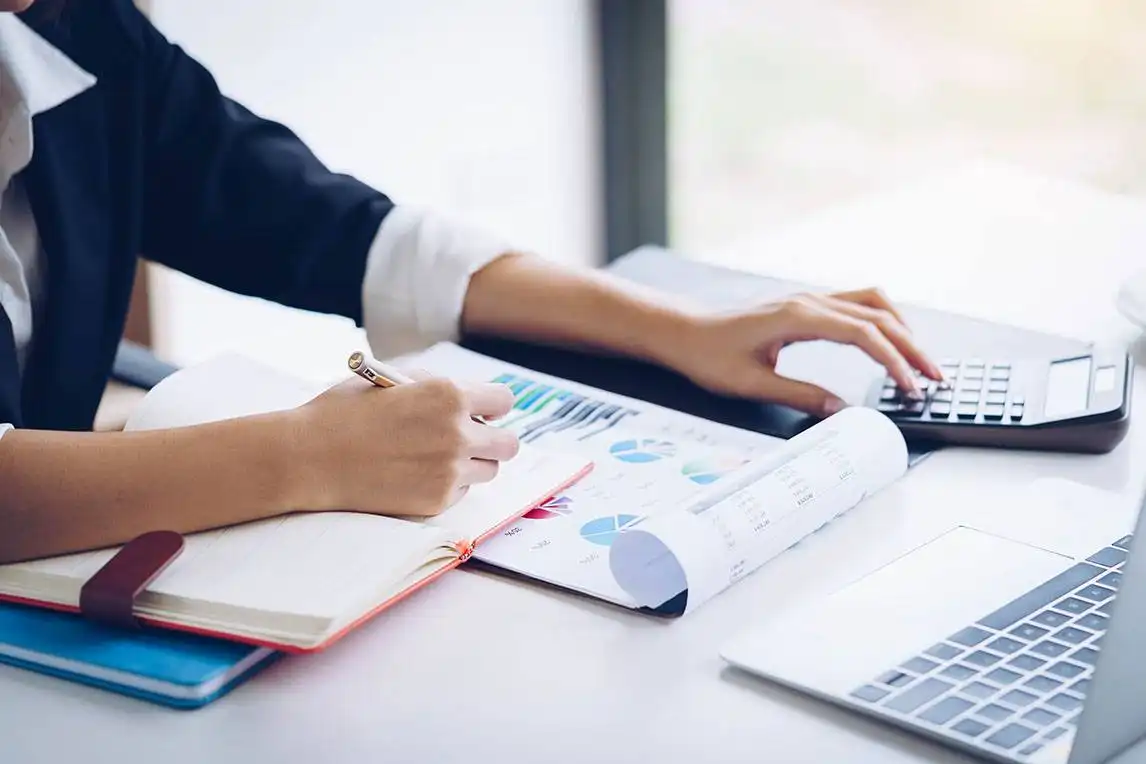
[0,13,96,118]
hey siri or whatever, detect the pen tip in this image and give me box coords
[348,351,364,370]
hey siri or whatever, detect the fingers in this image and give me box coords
[829,287,907,326]
[787,299,921,392]
[461,382,516,420]
[465,419,521,461]
[751,370,847,418]
[819,295,943,380]
[458,457,501,487]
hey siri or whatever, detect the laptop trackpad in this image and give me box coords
[723,526,1076,695]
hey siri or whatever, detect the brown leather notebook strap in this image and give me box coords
[78,531,185,630]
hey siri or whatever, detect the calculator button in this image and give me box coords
[961,380,983,392]
[986,392,1007,405]
[959,393,981,405]
[901,401,925,416]
[962,368,984,380]
[983,404,1005,421]
[988,380,1008,393]
[933,389,953,402]
[1012,395,1025,406]
[990,367,1011,380]
[928,402,952,418]
[965,359,986,369]
[993,362,1012,370]
[1010,405,1024,421]
[957,404,979,420]
[880,387,897,401]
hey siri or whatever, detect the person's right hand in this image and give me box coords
[289,376,520,517]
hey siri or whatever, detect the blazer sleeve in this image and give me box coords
[133,8,392,325]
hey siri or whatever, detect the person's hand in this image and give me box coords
[659,288,943,416]
[288,376,520,516]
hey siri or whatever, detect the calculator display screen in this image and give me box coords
[1044,357,1092,419]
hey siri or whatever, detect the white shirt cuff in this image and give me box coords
[0,424,12,442]
[361,206,512,360]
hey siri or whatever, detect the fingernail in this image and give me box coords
[822,397,847,416]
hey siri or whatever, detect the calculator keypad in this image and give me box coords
[876,359,1026,424]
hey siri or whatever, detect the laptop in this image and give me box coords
[720,481,1146,764]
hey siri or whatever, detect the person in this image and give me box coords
[0,0,941,564]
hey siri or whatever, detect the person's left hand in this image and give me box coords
[657,287,944,417]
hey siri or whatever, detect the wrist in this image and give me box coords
[635,302,711,371]
[263,409,332,512]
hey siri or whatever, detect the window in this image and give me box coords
[668,1,1146,260]
[147,0,599,376]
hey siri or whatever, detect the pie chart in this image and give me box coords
[681,455,750,485]
[609,438,676,464]
[524,495,574,520]
[580,514,642,547]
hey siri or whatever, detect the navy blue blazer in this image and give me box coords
[2,0,393,431]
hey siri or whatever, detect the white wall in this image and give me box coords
[147,0,600,380]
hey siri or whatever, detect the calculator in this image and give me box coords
[864,351,1133,453]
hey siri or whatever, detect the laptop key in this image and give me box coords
[977,703,1013,722]
[1022,708,1060,728]
[1076,613,1108,631]
[953,718,990,738]
[939,664,976,681]
[902,657,939,674]
[999,689,1039,708]
[1047,694,1082,712]
[986,723,1037,749]
[962,682,997,699]
[1030,641,1070,659]
[1088,547,1127,567]
[1098,572,1122,589]
[977,563,1101,630]
[986,637,1025,655]
[1112,535,1133,550]
[950,626,993,647]
[877,670,913,687]
[885,678,954,713]
[1070,647,1099,666]
[1008,654,1047,671]
[1052,627,1091,645]
[1056,598,1092,615]
[984,668,1022,686]
[1033,611,1071,628]
[851,685,890,702]
[925,643,962,661]
[965,651,1003,667]
[1019,743,1043,756]
[1024,675,1063,693]
[1069,678,1090,696]
[1011,623,1050,641]
[1046,662,1085,679]
[919,696,974,725]
[1077,584,1115,602]
[1045,727,1068,740]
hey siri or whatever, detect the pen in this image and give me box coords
[348,350,490,423]
[347,350,415,388]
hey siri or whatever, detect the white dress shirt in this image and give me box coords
[0,14,509,443]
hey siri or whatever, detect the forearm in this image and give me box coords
[0,414,306,564]
[461,253,698,367]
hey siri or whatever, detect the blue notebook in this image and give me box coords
[0,602,278,708]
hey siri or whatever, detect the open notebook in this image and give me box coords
[0,356,592,653]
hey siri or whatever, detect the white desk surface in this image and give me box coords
[6,162,1146,764]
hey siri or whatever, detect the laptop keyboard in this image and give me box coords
[849,534,1131,758]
